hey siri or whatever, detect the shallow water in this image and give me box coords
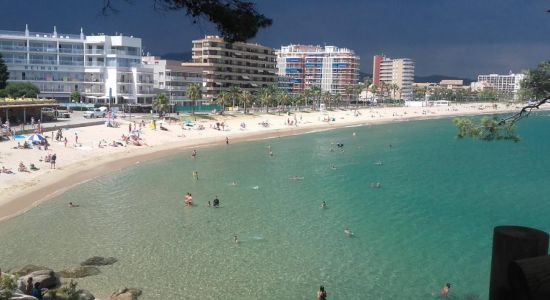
[1,114,550,299]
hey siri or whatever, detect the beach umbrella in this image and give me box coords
[27,133,45,143]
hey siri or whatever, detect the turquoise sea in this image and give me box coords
[1,114,550,299]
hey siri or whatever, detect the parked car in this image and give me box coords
[83,108,106,118]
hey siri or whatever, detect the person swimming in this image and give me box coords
[374,161,383,166]
[230,181,238,186]
[234,234,239,244]
[330,165,337,170]
[213,196,220,208]
[371,182,382,189]
[321,201,327,208]
[344,228,353,236]
[337,143,344,148]
[68,202,79,208]
[440,283,451,297]
[289,176,304,180]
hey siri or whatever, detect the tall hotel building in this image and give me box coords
[276,45,360,95]
[0,26,154,104]
[475,73,525,95]
[142,56,203,106]
[372,55,414,101]
[182,35,277,101]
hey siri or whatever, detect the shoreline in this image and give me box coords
[0,103,544,223]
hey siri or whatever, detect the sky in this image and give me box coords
[0,0,548,78]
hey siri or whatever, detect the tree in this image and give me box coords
[241,90,252,114]
[0,53,8,90]
[186,82,202,115]
[228,86,241,108]
[322,91,332,109]
[277,89,290,114]
[345,84,354,108]
[71,90,81,102]
[216,91,230,114]
[102,0,272,42]
[334,93,342,109]
[454,61,550,142]
[259,85,275,113]
[153,93,170,115]
[5,82,40,98]
[309,85,321,110]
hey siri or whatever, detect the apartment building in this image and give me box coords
[276,45,359,96]
[475,73,525,95]
[372,55,415,101]
[182,35,277,101]
[0,25,154,104]
[142,55,203,106]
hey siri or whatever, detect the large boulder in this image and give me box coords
[43,289,94,300]
[110,288,142,300]
[72,289,95,300]
[19,270,59,290]
[10,265,51,277]
[57,266,100,278]
[7,291,37,299]
[80,256,117,266]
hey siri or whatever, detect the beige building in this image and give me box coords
[142,56,203,106]
[373,55,415,100]
[182,35,277,101]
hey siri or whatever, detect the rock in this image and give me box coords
[19,270,59,290]
[7,291,37,299]
[110,287,142,300]
[80,256,117,266]
[73,289,95,300]
[57,266,100,278]
[10,265,51,277]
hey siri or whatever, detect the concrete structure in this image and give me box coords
[142,55,203,106]
[182,35,277,101]
[474,73,525,95]
[0,25,154,105]
[372,55,415,100]
[276,44,359,96]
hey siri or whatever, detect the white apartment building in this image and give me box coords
[373,55,415,101]
[474,73,525,95]
[142,56,204,106]
[182,35,277,101]
[0,25,154,105]
[276,45,359,96]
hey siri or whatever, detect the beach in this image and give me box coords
[0,102,539,222]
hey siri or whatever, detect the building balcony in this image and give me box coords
[59,48,84,54]
[0,46,27,52]
[29,47,57,53]
[29,60,57,65]
[85,49,105,55]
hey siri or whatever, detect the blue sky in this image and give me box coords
[0,0,548,77]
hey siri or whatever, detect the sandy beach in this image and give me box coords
[0,102,542,222]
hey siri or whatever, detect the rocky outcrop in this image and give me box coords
[57,266,100,278]
[10,265,51,277]
[80,256,117,266]
[7,291,37,299]
[110,287,142,300]
[19,269,60,290]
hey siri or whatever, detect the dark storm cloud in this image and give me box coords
[0,0,548,77]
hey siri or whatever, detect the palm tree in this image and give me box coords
[277,89,290,114]
[228,86,241,108]
[390,84,400,103]
[334,93,342,109]
[291,93,304,111]
[259,86,275,113]
[309,85,322,110]
[152,93,169,116]
[345,85,355,108]
[186,83,202,115]
[303,89,312,109]
[216,91,230,114]
[241,90,253,114]
[322,91,332,109]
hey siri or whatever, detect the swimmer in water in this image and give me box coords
[330,164,337,170]
[440,283,451,297]
[269,150,273,157]
[234,234,239,244]
[191,149,197,158]
[321,201,327,208]
[289,176,304,180]
[192,171,199,180]
[68,202,79,208]
[252,186,259,190]
[344,228,353,237]
[374,161,383,166]
[230,181,238,186]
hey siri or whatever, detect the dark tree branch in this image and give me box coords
[498,96,550,125]
[100,0,271,42]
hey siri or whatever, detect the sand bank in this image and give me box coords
[0,103,541,222]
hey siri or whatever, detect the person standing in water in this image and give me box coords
[225,137,229,144]
[234,234,239,244]
[321,201,327,208]
[192,149,197,159]
[193,171,199,180]
[316,286,327,300]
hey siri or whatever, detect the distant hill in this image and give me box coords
[161,52,192,61]
[414,75,474,85]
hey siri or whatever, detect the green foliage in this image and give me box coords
[0,274,17,300]
[152,93,169,113]
[5,82,40,98]
[71,90,81,101]
[186,83,202,115]
[0,53,8,90]
[103,0,272,42]
[520,60,550,100]
[454,116,519,142]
